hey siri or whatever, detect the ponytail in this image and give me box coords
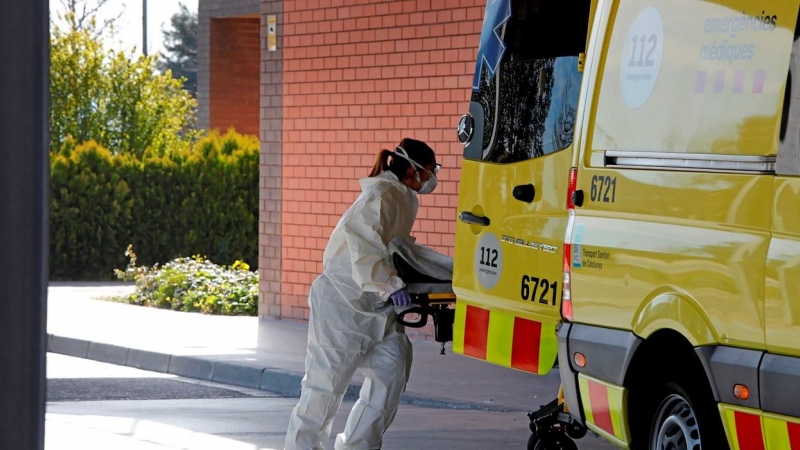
[368,149,393,177]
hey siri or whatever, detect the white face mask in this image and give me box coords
[394,147,438,195]
[417,170,438,195]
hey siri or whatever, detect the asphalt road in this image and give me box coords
[46,354,615,450]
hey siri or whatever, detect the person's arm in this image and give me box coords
[341,194,406,302]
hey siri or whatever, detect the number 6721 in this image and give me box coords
[520,275,558,306]
[590,175,617,203]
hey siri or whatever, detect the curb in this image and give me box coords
[47,334,514,412]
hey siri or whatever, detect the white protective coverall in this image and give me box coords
[285,170,425,450]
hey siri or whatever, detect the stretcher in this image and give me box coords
[392,253,587,450]
[392,253,456,355]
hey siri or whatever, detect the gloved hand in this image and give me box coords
[390,288,412,307]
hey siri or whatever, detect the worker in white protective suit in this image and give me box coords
[284,138,443,450]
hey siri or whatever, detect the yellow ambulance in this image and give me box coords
[453,0,800,448]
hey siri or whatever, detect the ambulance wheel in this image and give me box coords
[648,383,726,450]
[650,392,700,450]
[533,435,578,450]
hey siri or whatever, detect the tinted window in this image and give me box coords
[470,0,589,163]
[486,57,581,163]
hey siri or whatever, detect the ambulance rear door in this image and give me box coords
[452,0,596,375]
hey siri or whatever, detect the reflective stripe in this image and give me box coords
[763,413,800,449]
[720,405,800,450]
[764,416,791,449]
[486,310,514,366]
[734,410,765,450]
[536,322,557,371]
[607,384,624,438]
[790,422,800,447]
[577,374,630,447]
[723,408,742,450]
[578,376,595,425]
[452,302,467,355]
[511,317,542,372]
[463,305,490,359]
[452,302,557,374]
[588,379,614,435]
[720,405,766,450]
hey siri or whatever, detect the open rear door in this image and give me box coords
[452,0,594,374]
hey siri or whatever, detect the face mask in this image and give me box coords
[395,147,438,194]
[417,171,438,194]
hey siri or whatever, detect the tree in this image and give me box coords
[158,3,197,96]
[50,15,199,157]
[58,0,124,37]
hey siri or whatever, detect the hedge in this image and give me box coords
[50,130,259,281]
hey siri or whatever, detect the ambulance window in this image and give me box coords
[778,12,800,176]
[472,0,590,164]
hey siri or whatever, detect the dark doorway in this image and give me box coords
[0,1,49,449]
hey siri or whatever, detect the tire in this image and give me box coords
[533,435,578,450]
[527,434,540,450]
[649,383,727,450]
[566,422,587,440]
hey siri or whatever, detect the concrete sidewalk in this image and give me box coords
[47,284,562,413]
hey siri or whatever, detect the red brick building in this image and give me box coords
[199,0,483,332]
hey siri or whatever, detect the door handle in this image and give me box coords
[513,184,535,203]
[459,212,490,227]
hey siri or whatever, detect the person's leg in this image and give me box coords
[334,333,413,450]
[285,344,361,449]
[285,280,364,450]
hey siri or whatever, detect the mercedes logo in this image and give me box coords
[457,114,474,145]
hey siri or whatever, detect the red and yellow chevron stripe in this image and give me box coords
[721,406,766,450]
[764,414,800,449]
[721,404,800,450]
[451,302,558,375]
[577,374,630,448]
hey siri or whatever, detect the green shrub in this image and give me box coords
[50,129,259,281]
[115,245,258,316]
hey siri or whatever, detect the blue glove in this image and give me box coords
[390,288,412,307]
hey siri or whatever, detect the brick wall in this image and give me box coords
[210,17,261,136]
[198,0,280,319]
[276,0,484,329]
[198,0,260,130]
[259,0,284,319]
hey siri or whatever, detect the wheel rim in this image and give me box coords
[653,394,701,450]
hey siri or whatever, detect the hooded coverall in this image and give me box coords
[285,170,418,450]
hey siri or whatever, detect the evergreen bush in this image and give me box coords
[50,130,259,281]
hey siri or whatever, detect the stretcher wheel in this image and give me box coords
[533,435,578,450]
[565,422,587,440]
[526,434,540,450]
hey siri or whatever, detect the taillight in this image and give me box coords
[562,167,578,322]
[567,167,578,209]
[562,240,574,322]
